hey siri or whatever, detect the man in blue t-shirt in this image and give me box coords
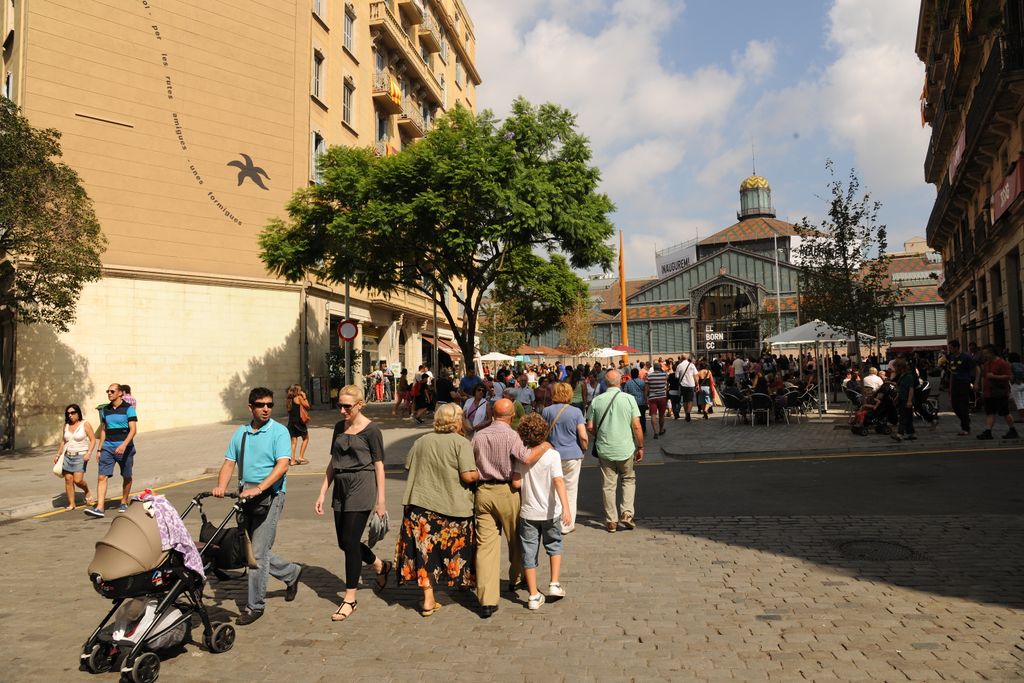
[459,367,483,401]
[212,387,302,625]
[85,383,138,518]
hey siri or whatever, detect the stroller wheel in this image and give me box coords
[127,652,160,683]
[85,643,113,674]
[859,426,870,436]
[206,622,236,654]
[881,424,893,435]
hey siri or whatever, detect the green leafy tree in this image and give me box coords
[493,252,588,344]
[794,161,905,364]
[0,97,106,446]
[259,99,615,366]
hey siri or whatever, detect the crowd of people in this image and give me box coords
[53,342,1024,627]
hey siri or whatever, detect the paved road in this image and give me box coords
[4,448,1024,681]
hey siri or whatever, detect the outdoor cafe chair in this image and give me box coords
[749,393,774,427]
[781,390,803,424]
[721,392,746,427]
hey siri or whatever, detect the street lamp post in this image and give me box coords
[773,233,782,335]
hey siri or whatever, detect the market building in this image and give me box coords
[536,174,804,357]
[916,0,1024,354]
[2,0,480,446]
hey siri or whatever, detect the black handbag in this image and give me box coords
[236,432,273,524]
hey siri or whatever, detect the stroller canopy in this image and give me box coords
[88,502,166,581]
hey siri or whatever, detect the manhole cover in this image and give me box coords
[835,540,921,561]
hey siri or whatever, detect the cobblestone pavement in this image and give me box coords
[3,454,1024,682]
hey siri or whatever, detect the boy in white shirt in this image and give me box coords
[513,414,572,610]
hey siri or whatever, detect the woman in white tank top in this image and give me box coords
[54,403,96,512]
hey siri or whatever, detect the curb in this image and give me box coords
[662,437,1024,462]
[0,465,221,523]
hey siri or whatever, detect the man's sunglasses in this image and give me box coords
[251,402,274,409]
[338,403,356,411]
[106,389,118,394]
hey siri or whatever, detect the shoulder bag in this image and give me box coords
[298,399,311,424]
[237,432,274,523]
[590,391,621,459]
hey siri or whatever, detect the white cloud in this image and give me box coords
[602,138,686,197]
[735,40,777,81]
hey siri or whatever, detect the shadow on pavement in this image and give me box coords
[572,452,1024,611]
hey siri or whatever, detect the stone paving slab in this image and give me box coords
[2,469,1023,682]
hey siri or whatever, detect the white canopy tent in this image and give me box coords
[479,352,515,362]
[764,320,875,415]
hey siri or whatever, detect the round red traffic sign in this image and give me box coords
[337,319,358,342]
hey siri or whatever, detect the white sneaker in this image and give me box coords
[548,582,565,599]
[527,593,545,610]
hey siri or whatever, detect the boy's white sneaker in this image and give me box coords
[548,583,565,599]
[527,593,545,610]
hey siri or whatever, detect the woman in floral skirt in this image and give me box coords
[395,403,479,616]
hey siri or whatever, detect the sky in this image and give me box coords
[464,0,934,278]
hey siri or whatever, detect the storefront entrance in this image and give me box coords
[695,283,761,356]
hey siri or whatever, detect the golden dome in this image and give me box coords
[740,174,770,191]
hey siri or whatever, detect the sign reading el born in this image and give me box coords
[704,325,725,350]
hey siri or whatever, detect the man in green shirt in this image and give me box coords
[586,369,643,533]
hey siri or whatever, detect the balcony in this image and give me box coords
[373,140,399,157]
[397,99,426,138]
[369,1,407,52]
[925,33,1024,245]
[396,0,424,25]
[923,93,958,184]
[372,70,403,115]
[418,14,441,53]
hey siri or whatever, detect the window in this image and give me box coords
[312,51,324,99]
[311,132,326,183]
[376,111,388,142]
[439,72,447,109]
[343,80,354,126]
[420,43,430,64]
[2,71,10,100]
[313,0,323,18]
[439,28,448,63]
[421,101,431,128]
[375,49,386,75]
[455,55,462,86]
[343,9,355,52]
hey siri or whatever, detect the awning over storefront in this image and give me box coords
[887,338,947,352]
[422,334,463,358]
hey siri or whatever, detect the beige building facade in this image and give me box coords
[2,0,480,446]
[917,0,1024,355]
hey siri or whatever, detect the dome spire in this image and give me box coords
[737,167,775,220]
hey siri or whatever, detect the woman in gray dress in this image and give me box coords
[314,384,390,622]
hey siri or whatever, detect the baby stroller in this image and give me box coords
[850,385,898,436]
[80,493,241,683]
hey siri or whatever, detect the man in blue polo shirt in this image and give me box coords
[85,383,138,518]
[212,387,302,625]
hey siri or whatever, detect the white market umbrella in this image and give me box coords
[584,347,626,359]
[764,319,874,346]
[479,352,515,362]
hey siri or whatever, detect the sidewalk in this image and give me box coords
[659,404,1023,460]
[2,401,1017,521]
[0,404,429,522]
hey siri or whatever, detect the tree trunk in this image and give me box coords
[0,315,17,450]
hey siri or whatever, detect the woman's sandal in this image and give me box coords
[63,505,76,512]
[374,560,393,591]
[419,602,442,617]
[331,600,357,621]
[85,497,96,507]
